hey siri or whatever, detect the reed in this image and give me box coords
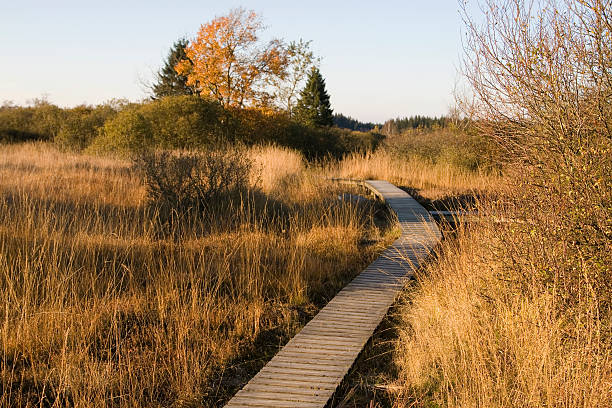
[0,142,392,407]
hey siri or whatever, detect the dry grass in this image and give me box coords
[389,187,611,407]
[0,142,394,407]
[329,148,499,210]
[385,1,610,405]
[247,145,305,195]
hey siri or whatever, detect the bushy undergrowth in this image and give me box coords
[0,101,65,143]
[136,95,224,148]
[55,105,119,150]
[385,128,500,173]
[1,96,383,159]
[0,101,121,148]
[92,109,153,154]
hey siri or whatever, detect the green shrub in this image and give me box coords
[227,108,385,159]
[385,128,498,172]
[337,130,385,155]
[89,96,225,153]
[91,110,153,154]
[0,102,64,143]
[55,105,117,151]
[3,95,384,159]
[139,95,223,148]
[0,106,38,142]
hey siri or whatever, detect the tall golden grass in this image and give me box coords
[0,142,395,407]
[331,148,498,207]
[389,189,611,407]
[387,0,612,404]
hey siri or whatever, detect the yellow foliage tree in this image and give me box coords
[176,8,287,109]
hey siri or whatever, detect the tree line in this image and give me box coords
[332,114,381,132]
[382,115,450,135]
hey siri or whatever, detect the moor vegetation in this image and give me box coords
[388,0,611,407]
[0,143,396,406]
[0,96,383,160]
[1,1,610,407]
[0,132,494,407]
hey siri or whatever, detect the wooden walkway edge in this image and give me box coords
[224,180,441,408]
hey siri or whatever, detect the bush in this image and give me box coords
[89,96,227,153]
[228,108,385,159]
[385,128,498,172]
[0,101,64,143]
[91,110,153,154]
[133,149,252,215]
[55,105,117,151]
[3,95,384,159]
[138,95,223,148]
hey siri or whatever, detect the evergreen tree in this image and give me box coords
[152,39,196,99]
[294,67,333,127]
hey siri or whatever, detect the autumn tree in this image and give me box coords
[294,67,333,127]
[176,8,287,109]
[152,39,196,99]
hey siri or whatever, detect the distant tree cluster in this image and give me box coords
[333,113,380,132]
[382,115,449,135]
[150,8,335,131]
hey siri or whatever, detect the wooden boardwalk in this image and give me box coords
[224,180,441,408]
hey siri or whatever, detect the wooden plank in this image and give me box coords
[254,367,346,378]
[273,351,356,363]
[241,383,330,396]
[265,361,347,373]
[279,345,361,356]
[226,396,322,408]
[224,180,440,408]
[234,390,330,403]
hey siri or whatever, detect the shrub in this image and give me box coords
[0,102,64,143]
[91,110,153,154]
[138,95,223,148]
[0,106,39,142]
[3,95,384,159]
[385,128,498,172]
[133,149,252,215]
[227,108,385,159]
[337,129,385,156]
[227,107,289,145]
[55,105,117,151]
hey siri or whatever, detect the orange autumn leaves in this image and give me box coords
[176,8,290,110]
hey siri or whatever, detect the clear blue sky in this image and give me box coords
[0,0,466,123]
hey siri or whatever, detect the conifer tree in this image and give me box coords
[152,39,196,99]
[294,67,333,127]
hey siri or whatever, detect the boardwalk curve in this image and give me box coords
[224,180,441,407]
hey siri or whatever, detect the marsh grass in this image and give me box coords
[389,190,611,407]
[0,143,394,407]
[330,147,499,211]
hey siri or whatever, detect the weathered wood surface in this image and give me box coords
[224,180,441,407]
